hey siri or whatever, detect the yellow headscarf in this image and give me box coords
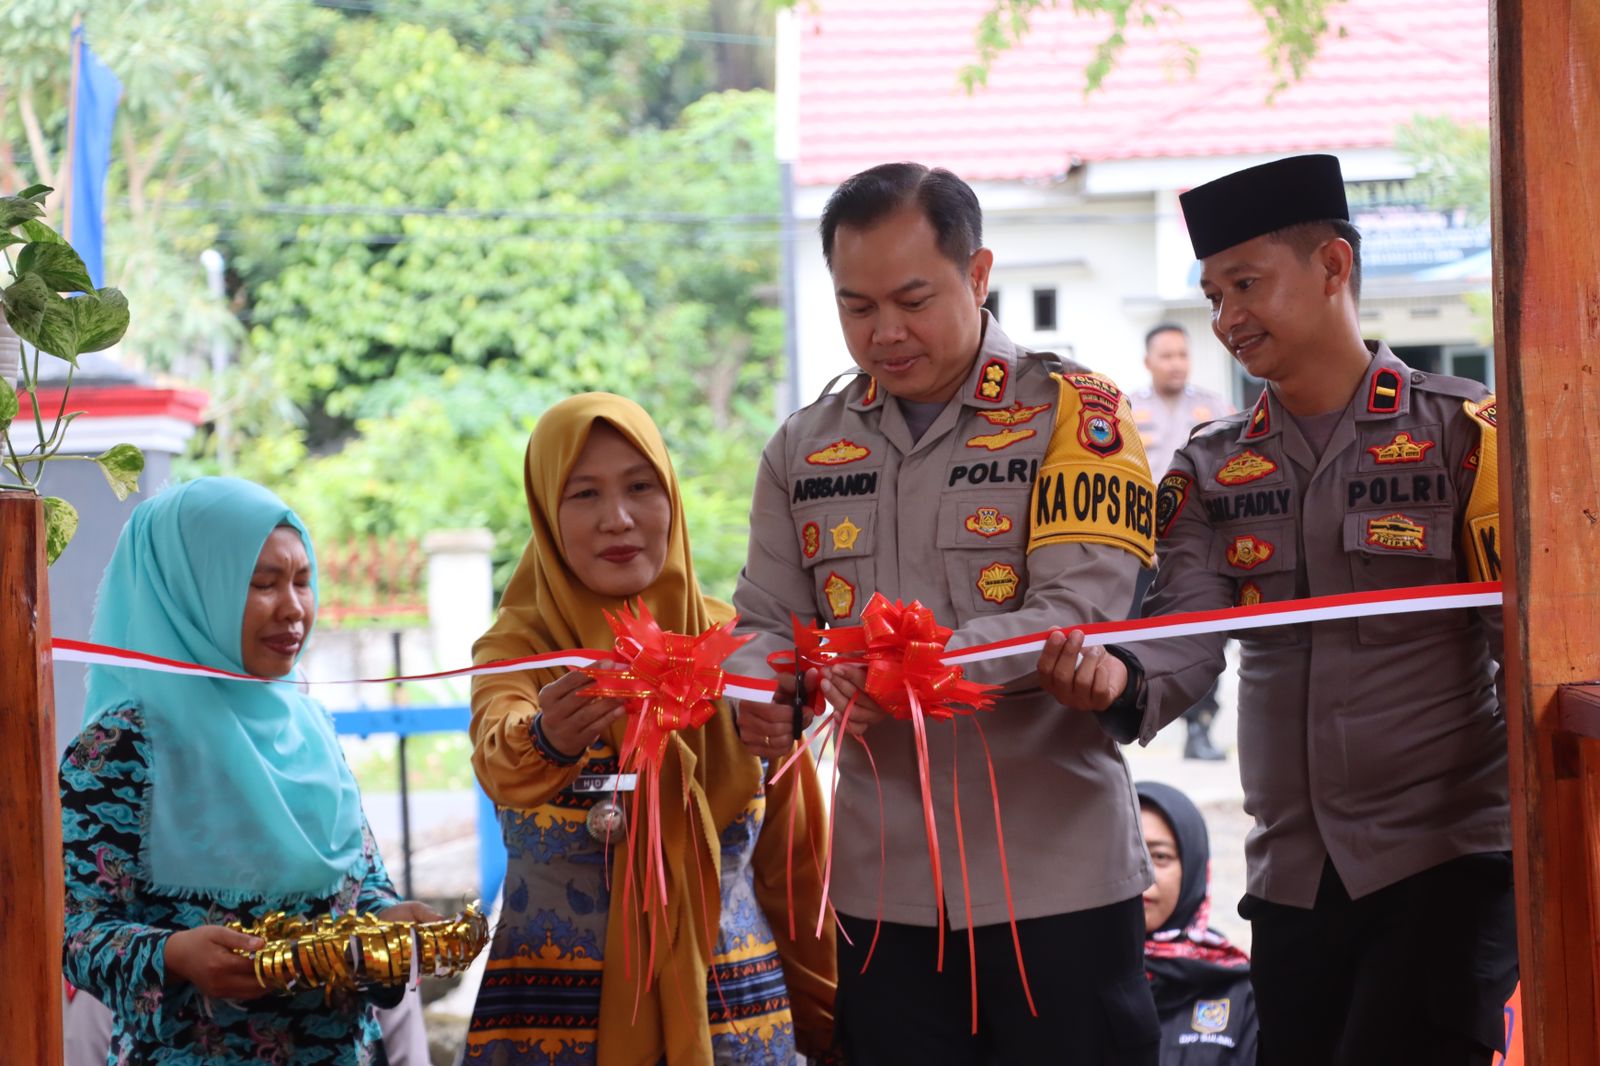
[471,393,765,1065]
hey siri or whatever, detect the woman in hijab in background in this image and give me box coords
[465,393,837,1066]
[1137,781,1258,1065]
[60,477,438,1064]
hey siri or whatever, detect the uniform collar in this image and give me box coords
[1235,341,1412,444]
[846,309,1018,414]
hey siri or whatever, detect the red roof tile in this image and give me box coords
[796,0,1488,185]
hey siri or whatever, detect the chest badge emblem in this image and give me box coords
[829,517,862,551]
[1215,449,1277,486]
[801,521,820,558]
[1366,513,1427,552]
[976,562,1021,604]
[823,572,856,619]
[806,439,870,466]
[1368,432,1435,465]
[1237,581,1262,607]
[966,427,1036,451]
[1226,534,1274,570]
[1191,998,1231,1034]
[964,507,1014,538]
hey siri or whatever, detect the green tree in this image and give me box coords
[0,0,310,372]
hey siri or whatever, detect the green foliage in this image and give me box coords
[43,494,77,563]
[1395,116,1491,225]
[94,443,145,501]
[880,0,1344,95]
[0,203,136,525]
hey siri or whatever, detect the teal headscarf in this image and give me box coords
[83,477,365,903]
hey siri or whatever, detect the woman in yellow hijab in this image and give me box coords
[465,393,836,1066]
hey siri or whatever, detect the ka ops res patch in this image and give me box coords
[1027,373,1156,565]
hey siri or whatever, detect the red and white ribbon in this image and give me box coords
[48,581,1501,694]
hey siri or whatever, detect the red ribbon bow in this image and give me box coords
[771,593,996,720]
[585,601,752,762]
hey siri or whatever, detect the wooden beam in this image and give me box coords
[1558,685,1600,740]
[0,492,63,1063]
[1491,0,1600,1061]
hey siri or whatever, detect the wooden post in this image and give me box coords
[0,492,63,1063]
[1491,0,1600,1061]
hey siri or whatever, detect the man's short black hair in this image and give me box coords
[1270,218,1364,302]
[1145,322,1188,350]
[819,162,983,271]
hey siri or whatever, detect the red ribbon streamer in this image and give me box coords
[769,594,1030,1031]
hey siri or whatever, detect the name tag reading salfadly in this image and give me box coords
[571,773,638,794]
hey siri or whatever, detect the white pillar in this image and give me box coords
[422,529,495,676]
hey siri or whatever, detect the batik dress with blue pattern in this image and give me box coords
[61,706,401,1066]
[465,740,797,1065]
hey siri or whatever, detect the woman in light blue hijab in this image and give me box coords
[61,477,436,1065]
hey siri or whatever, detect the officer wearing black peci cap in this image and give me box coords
[1036,154,1516,1066]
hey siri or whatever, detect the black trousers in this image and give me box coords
[835,899,1159,1066]
[1243,853,1519,1066]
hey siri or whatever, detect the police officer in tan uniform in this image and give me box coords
[729,162,1161,1065]
[1039,155,1515,1066]
[1129,322,1236,760]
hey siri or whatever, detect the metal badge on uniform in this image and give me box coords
[974,400,1050,426]
[571,774,638,845]
[1237,581,1263,607]
[974,358,1008,401]
[1367,432,1435,464]
[1191,998,1231,1034]
[965,427,1036,451]
[829,517,862,551]
[1225,534,1274,570]
[1215,449,1277,486]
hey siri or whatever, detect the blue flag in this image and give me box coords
[70,27,122,290]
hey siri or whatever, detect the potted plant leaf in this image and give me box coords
[0,183,139,563]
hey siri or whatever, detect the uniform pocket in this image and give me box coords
[1343,509,1469,644]
[937,493,1029,621]
[795,508,877,623]
[1208,519,1301,645]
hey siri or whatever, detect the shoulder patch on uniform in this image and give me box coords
[1367,368,1404,414]
[975,400,1051,426]
[806,439,871,465]
[1065,372,1122,412]
[1155,472,1191,539]
[1464,395,1498,429]
[1028,374,1156,565]
[975,358,1008,401]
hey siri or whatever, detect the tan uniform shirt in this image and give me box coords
[1131,385,1236,481]
[731,315,1159,928]
[1129,344,1507,907]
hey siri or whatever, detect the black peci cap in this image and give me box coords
[1179,154,1349,259]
